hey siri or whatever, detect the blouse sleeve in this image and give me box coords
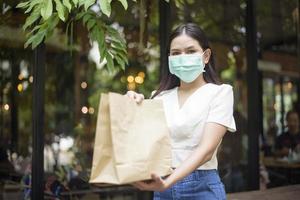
[206,85,236,132]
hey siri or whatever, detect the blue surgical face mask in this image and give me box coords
[168,53,206,83]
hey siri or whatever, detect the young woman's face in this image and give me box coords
[170,34,211,64]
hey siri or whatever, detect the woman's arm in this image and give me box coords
[133,122,227,192]
[126,90,229,191]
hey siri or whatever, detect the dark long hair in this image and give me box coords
[152,23,221,98]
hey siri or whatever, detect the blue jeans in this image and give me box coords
[153,170,226,200]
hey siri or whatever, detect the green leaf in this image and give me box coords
[111,37,126,48]
[31,31,46,49]
[23,8,40,30]
[24,0,41,13]
[118,0,128,10]
[41,0,53,20]
[114,54,125,70]
[111,42,126,53]
[93,25,105,45]
[72,0,79,7]
[110,48,128,65]
[92,27,106,62]
[75,11,85,20]
[115,50,128,64]
[105,53,114,73]
[54,0,66,21]
[174,0,184,7]
[24,30,45,49]
[97,35,107,62]
[108,32,126,46]
[62,0,72,12]
[24,35,37,48]
[84,0,95,11]
[86,18,96,30]
[98,0,111,17]
[98,40,106,62]
[26,25,42,37]
[107,27,126,43]
[109,36,126,46]
[99,47,107,63]
[16,1,30,9]
[82,14,92,26]
[78,0,85,6]
[24,14,59,49]
[47,14,60,30]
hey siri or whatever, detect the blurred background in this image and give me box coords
[0,0,299,199]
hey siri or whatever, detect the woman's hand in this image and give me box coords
[132,173,170,192]
[125,91,145,103]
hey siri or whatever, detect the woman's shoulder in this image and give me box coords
[202,83,233,102]
[204,83,233,95]
[207,83,233,90]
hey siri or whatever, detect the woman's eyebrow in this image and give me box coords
[185,46,196,50]
[170,48,181,51]
[170,46,196,51]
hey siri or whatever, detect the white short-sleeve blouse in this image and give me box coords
[154,83,236,170]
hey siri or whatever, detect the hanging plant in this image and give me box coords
[16,0,133,72]
[16,0,175,72]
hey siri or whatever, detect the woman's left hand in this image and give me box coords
[132,173,170,192]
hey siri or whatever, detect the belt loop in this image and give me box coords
[195,170,201,180]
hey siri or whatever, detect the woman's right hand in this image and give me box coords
[125,91,145,104]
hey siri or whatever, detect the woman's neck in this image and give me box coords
[179,76,207,91]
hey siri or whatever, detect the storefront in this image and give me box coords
[0,0,299,199]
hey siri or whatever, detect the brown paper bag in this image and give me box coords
[89,92,172,185]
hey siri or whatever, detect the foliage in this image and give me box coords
[16,0,131,72]
[16,0,172,73]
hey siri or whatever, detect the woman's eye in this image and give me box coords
[171,52,180,56]
[186,50,196,54]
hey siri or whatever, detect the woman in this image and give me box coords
[127,23,236,200]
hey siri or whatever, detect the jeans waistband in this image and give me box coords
[179,169,220,183]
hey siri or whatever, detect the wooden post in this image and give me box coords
[158,0,171,79]
[32,43,45,200]
[246,0,260,190]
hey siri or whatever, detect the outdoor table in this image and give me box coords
[263,157,300,168]
[227,184,300,200]
[262,157,300,185]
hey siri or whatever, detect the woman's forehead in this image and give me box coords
[170,34,202,50]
